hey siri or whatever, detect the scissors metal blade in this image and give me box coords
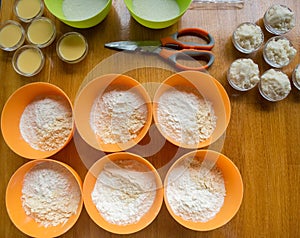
[105,41,161,51]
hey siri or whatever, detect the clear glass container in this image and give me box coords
[26,17,56,48]
[232,22,264,54]
[190,0,245,9]
[258,69,291,102]
[14,0,44,23]
[0,20,25,51]
[292,64,300,91]
[263,4,295,35]
[56,32,88,64]
[12,45,45,77]
[263,36,296,68]
[227,58,260,91]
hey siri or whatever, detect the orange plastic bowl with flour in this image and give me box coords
[74,74,152,152]
[153,71,231,149]
[6,159,83,237]
[164,150,243,231]
[1,82,74,159]
[82,152,164,234]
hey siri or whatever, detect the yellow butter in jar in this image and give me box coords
[56,32,88,63]
[14,0,44,23]
[26,17,56,48]
[0,20,25,51]
[12,45,45,76]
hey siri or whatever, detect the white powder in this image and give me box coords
[228,58,260,90]
[62,0,108,20]
[264,37,296,67]
[19,96,73,151]
[260,69,291,101]
[157,87,217,146]
[21,161,81,227]
[91,159,156,225]
[233,23,263,51]
[166,157,226,222]
[90,89,147,144]
[132,0,180,21]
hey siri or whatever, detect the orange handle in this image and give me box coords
[160,28,214,50]
[159,48,215,71]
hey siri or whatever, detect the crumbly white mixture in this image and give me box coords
[260,69,291,100]
[62,0,108,20]
[90,89,147,144]
[19,96,73,151]
[166,157,226,222]
[265,4,295,32]
[294,66,300,85]
[21,161,81,227]
[228,58,260,90]
[91,159,156,225]
[233,23,263,51]
[264,37,296,67]
[157,87,217,146]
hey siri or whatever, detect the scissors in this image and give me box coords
[104,28,215,71]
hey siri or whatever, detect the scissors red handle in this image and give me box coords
[158,48,215,71]
[160,28,214,50]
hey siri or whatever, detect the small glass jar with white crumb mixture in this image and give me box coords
[263,4,295,35]
[258,69,291,102]
[227,58,260,91]
[263,36,296,68]
[292,64,300,91]
[232,22,264,54]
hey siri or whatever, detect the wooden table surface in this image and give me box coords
[1,0,299,237]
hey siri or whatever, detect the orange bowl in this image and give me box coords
[153,71,231,149]
[83,152,164,234]
[1,82,74,159]
[6,159,83,237]
[74,74,152,152]
[164,150,243,231]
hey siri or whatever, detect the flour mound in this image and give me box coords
[91,159,156,225]
[166,157,226,222]
[21,162,81,227]
[90,89,147,144]
[19,95,73,151]
[157,87,217,145]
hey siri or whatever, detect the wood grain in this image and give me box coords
[1,0,299,237]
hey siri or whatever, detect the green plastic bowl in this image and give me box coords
[44,0,112,28]
[124,0,192,29]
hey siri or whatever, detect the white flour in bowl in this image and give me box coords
[21,161,81,227]
[157,87,217,146]
[166,157,226,222]
[19,95,73,151]
[90,89,147,144]
[62,0,108,20]
[91,159,156,225]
